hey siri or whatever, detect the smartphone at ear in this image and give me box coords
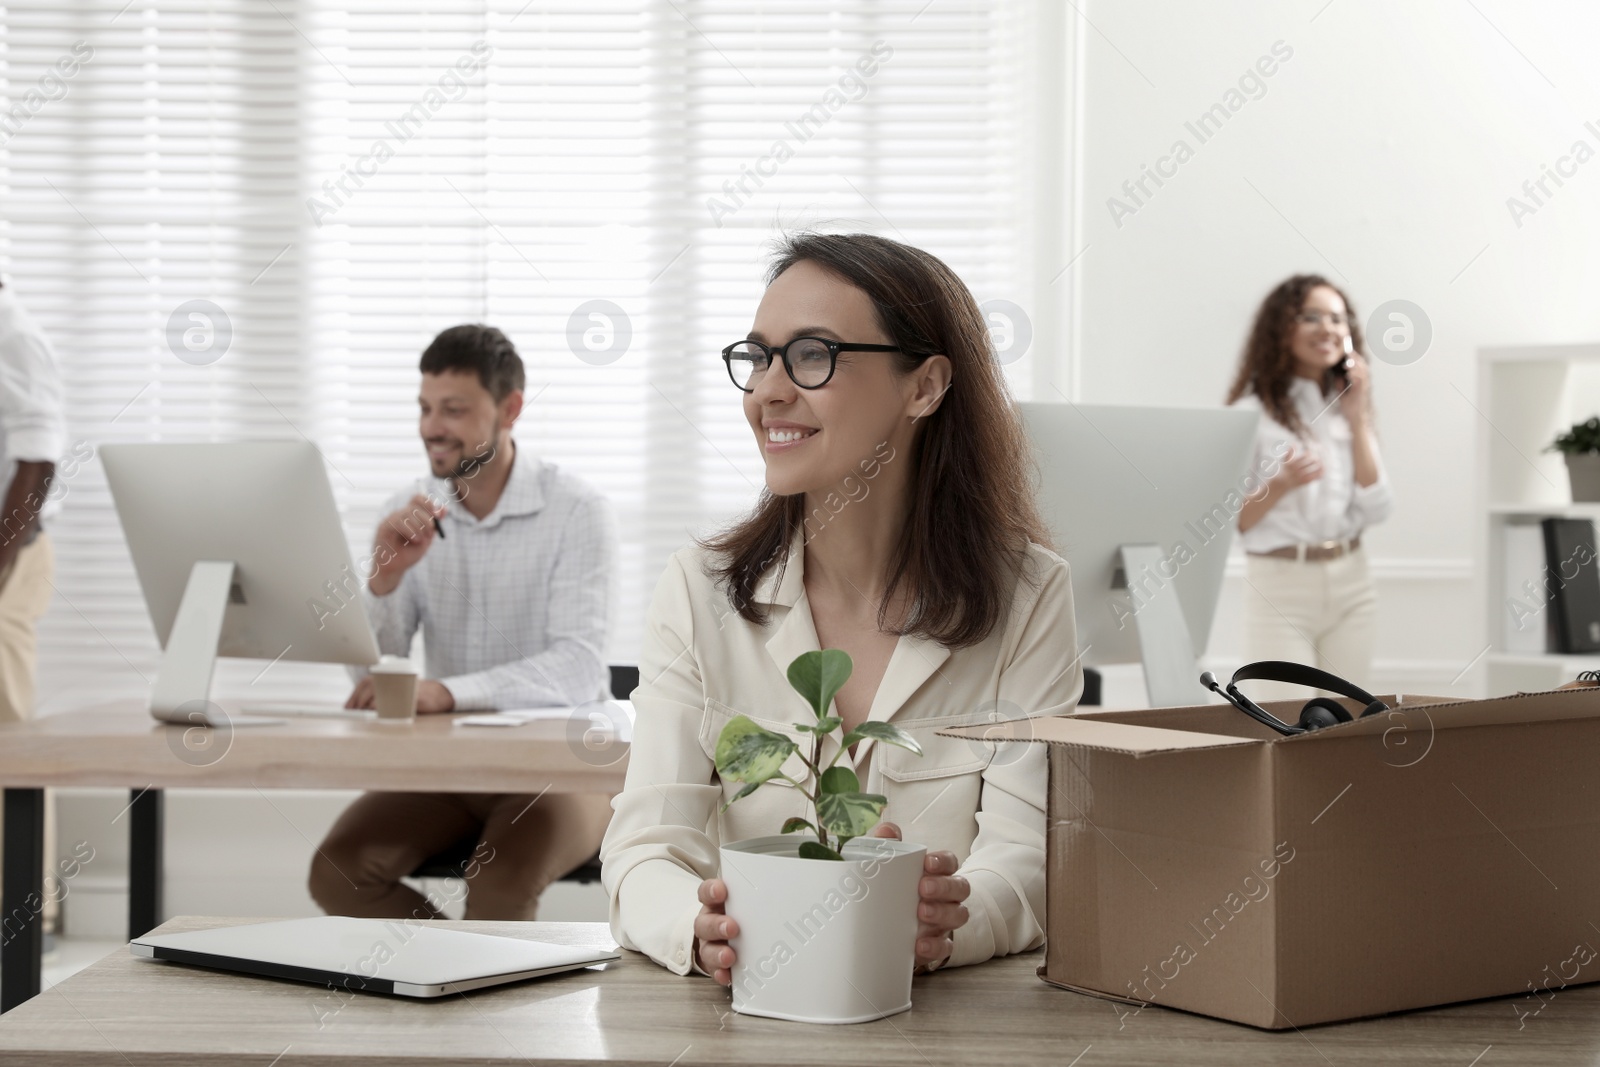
[1332,334,1354,382]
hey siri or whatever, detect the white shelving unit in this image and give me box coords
[1480,344,1600,694]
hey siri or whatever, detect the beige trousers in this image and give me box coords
[308,791,614,921]
[0,533,52,724]
[1242,545,1379,701]
[0,533,57,931]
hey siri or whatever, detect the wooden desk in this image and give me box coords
[0,916,1589,1066]
[0,701,629,1012]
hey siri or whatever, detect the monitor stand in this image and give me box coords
[149,560,236,725]
[1118,544,1200,708]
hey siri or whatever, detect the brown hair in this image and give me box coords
[420,324,525,402]
[1225,274,1368,437]
[700,233,1048,649]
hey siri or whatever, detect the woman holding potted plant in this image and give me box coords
[1226,274,1393,698]
[600,233,1081,1017]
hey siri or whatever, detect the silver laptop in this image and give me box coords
[131,916,620,997]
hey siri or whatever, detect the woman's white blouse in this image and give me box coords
[1232,377,1393,553]
[600,535,1082,975]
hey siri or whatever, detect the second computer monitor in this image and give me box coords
[1020,402,1260,700]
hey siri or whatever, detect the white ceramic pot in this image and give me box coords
[719,834,926,1024]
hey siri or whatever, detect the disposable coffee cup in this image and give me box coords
[370,655,419,722]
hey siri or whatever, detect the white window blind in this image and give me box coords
[0,1,1068,712]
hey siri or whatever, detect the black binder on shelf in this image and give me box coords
[1542,517,1600,654]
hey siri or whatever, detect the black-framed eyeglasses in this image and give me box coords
[1295,311,1348,329]
[721,336,916,392]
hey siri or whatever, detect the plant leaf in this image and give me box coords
[714,715,798,783]
[787,650,853,718]
[817,790,888,838]
[798,841,844,861]
[839,720,924,756]
[818,765,860,795]
[719,780,762,813]
[781,817,816,835]
[794,716,842,735]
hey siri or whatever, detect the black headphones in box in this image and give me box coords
[1200,661,1390,736]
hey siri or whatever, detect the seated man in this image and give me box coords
[309,323,618,920]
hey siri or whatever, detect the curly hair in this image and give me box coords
[1225,274,1367,438]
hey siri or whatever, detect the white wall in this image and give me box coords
[1072,0,1600,697]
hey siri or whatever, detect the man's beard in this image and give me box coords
[452,424,500,481]
[452,445,495,480]
[428,422,500,481]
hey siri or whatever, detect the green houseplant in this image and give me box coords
[711,649,931,1024]
[713,649,923,859]
[1549,417,1600,503]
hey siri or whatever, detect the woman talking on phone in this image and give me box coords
[1226,274,1393,697]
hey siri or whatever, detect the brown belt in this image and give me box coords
[1249,536,1360,563]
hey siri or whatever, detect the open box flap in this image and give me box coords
[940,716,1258,758]
[941,687,1600,757]
[1283,685,1600,741]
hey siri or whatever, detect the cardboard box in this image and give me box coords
[943,686,1600,1029]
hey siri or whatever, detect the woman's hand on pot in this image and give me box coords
[869,823,970,970]
[694,877,739,986]
[915,850,969,968]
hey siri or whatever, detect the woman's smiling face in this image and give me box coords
[1289,284,1350,378]
[742,259,930,497]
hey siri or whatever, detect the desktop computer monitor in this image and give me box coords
[1019,402,1260,707]
[101,441,381,723]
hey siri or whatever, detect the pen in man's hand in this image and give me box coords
[432,515,446,540]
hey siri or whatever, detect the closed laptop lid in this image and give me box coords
[132,917,617,986]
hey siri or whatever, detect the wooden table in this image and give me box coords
[0,701,629,1012]
[0,916,1591,1065]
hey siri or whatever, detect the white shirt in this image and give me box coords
[0,282,68,520]
[1232,377,1393,553]
[600,535,1082,976]
[358,447,618,711]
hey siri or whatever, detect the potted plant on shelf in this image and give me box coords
[713,649,927,1024]
[1550,417,1600,503]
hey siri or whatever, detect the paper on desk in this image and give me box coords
[455,700,634,741]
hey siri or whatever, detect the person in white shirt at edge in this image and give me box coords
[308,324,619,921]
[1226,274,1393,700]
[0,279,67,726]
[600,233,1083,983]
[0,278,71,942]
